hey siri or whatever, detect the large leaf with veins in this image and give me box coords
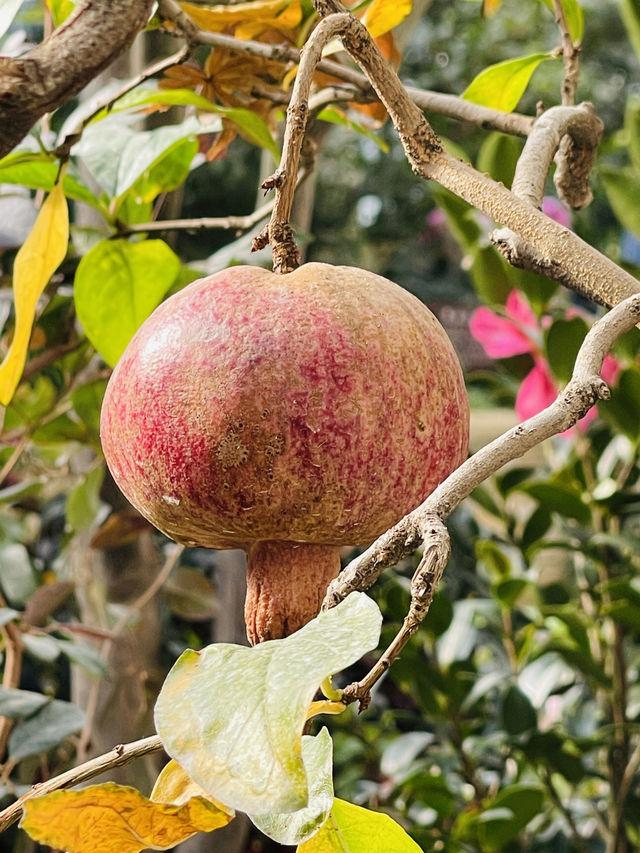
[154,593,381,815]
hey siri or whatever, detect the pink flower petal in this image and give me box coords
[469,307,533,358]
[515,360,558,421]
[601,353,620,385]
[505,290,537,330]
[542,196,572,229]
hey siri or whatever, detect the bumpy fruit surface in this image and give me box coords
[100,263,469,642]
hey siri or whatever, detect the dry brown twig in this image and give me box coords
[552,0,581,106]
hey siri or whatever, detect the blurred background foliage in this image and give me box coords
[2,0,640,851]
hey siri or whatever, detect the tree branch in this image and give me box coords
[552,0,580,106]
[325,293,640,611]
[0,735,163,833]
[0,0,154,159]
[157,0,534,137]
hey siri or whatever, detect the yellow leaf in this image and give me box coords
[180,0,289,31]
[20,781,234,853]
[482,0,502,15]
[361,0,412,39]
[0,180,68,406]
[152,759,234,812]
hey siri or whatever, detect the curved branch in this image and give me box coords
[324,293,640,612]
[0,0,154,159]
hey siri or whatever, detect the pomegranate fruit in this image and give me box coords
[100,263,469,643]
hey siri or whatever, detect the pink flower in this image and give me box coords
[542,197,572,229]
[469,291,620,434]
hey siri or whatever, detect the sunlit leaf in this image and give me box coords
[155,592,382,816]
[0,180,68,405]
[44,0,76,26]
[538,0,584,44]
[482,0,502,15]
[462,53,554,112]
[74,239,181,367]
[361,0,412,39]
[180,0,302,38]
[0,152,102,208]
[298,798,422,852]
[20,781,233,853]
[250,728,334,844]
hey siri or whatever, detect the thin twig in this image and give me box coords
[552,0,580,106]
[120,197,275,236]
[0,735,163,833]
[0,594,23,761]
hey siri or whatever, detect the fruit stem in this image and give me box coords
[245,541,341,644]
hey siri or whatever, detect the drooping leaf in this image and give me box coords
[250,728,334,845]
[298,798,422,852]
[538,0,584,44]
[154,592,382,816]
[462,53,554,112]
[0,180,69,405]
[74,239,181,367]
[8,699,86,760]
[21,781,233,853]
[361,0,412,39]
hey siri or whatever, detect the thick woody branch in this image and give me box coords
[158,0,534,137]
[324,293,640,614]
[0,0,154,159]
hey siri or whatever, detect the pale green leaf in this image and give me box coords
[462,53,554,112]
[74,239,181,366]
[620,0,640,64]
[250,728,334,845]
[92,88,280,161]
[298,799,422,852]
[154,593,382,816]
[8,699,85,760]
[0,152,102,208]
[76,116,215,200]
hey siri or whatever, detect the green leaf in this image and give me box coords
[545,316,588,384]
[599,367,640,440]
[76,116,215,201]
[127,137,198,206]
[0,687,49,719]
[318,107,389,153]
[0,152,102,209]
[45,0,76,25]
[93,87,279,161]
[0,543,37,606]
[8,699,86,760]
[298,798,422,852]
[21,633,61,662]
[476,132,524,189]
[74,239,181,366]
[494,578,530,609]
[501,685,537,735]
[478,786,544,850]
[154,592,382,816]
[54,638,109,677]
[619,0,640,64]
[624,97,640,174]
[250,728,334,844]
[601,166,640,239]
[71,379,108,438]
[66,465,105,532]
[538,0,584,43]
[462,53,554,112]
[518,482,591,525]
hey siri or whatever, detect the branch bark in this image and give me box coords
[0,0,154,159]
